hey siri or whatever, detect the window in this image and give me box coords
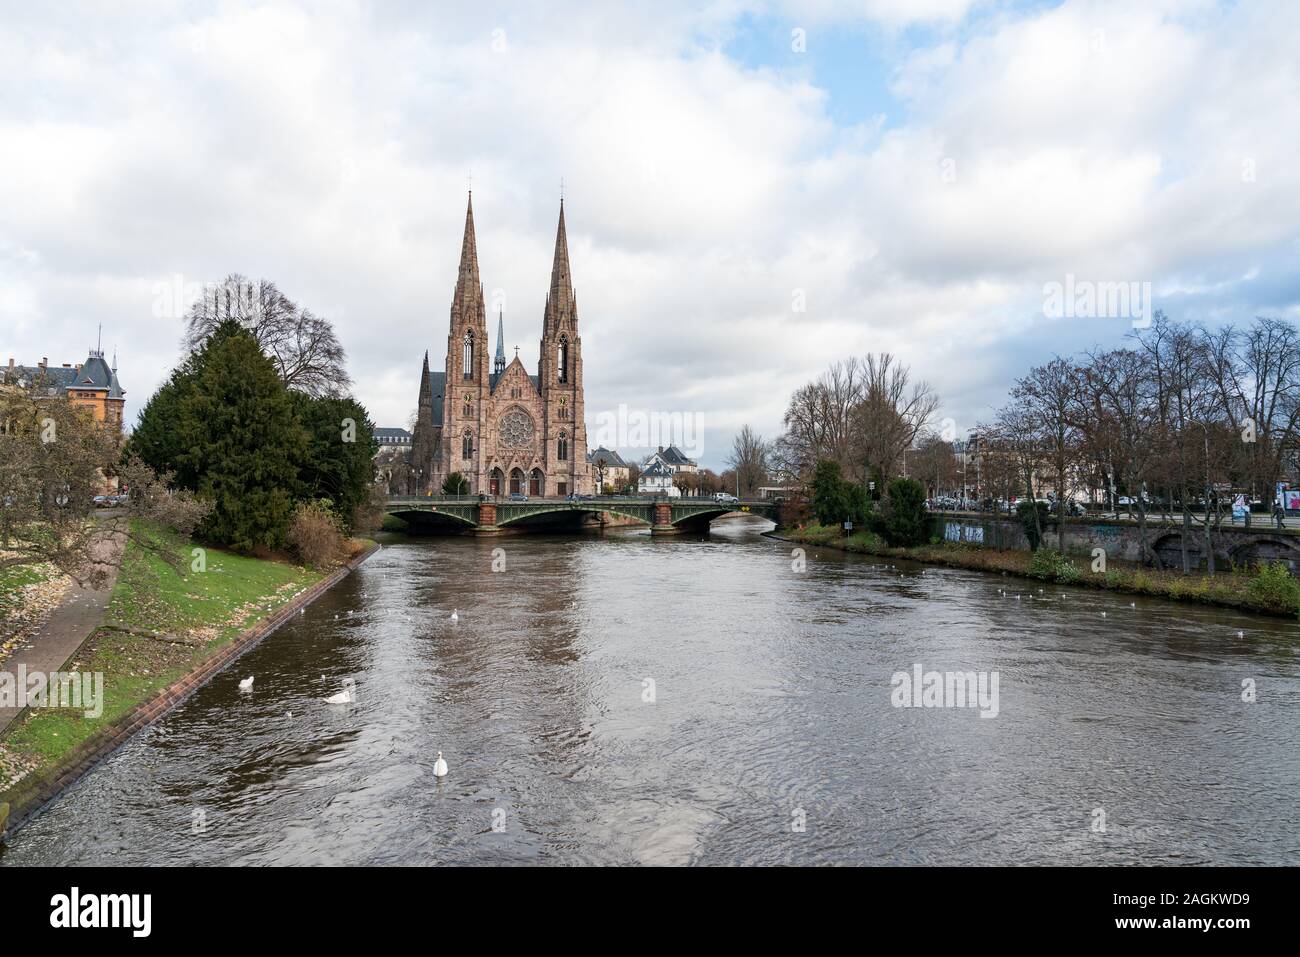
[558,481,567,496]
[463,331,474,378]
[557,431,568,461]
[462,431,473,459]
[558,336,569,383]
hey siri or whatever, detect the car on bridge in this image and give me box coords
[713,492,739,503]
[509,492,529,502]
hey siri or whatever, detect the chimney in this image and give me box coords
[75,363,82,374]
[40,357,47,369]
[62,363,72,368]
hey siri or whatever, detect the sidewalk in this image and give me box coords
[0,519,127,736]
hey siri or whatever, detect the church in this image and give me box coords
[409,194,591,497]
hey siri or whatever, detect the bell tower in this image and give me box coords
[444,192,491,491]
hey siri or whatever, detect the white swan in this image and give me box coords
[433,751,449,778]
[238,676,254,692]
[450,609,459,622]
[326,677,357,704]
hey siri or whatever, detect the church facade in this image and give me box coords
[409,194,591,497]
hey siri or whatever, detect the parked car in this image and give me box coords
[509,492,529,502]
[92,495,112,508]
[714,492,739,503]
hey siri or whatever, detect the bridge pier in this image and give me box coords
[472,502,502,536]
[650,501,682,536]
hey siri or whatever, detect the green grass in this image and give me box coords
[1,521,323,777]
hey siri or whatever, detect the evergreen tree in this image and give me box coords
[180,330,306,551]
[880,477,929,546]
[291,392,377,531]
[129,319,244,488]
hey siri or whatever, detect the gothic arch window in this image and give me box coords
[557,431,568,461]
[463,331,474,378]
[558,336,569,383]
[462,430,473,460]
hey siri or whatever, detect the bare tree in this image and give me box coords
[0,388,208,585]
[727,425,769,497]
[852,353,940,481]
[1014,357,1084,550]
[183,274,351,397]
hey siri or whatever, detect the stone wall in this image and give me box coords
[932,514,1300,573]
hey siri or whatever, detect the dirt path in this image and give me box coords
[0,519,127,736]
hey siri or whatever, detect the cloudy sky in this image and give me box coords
[3,0,1299,468]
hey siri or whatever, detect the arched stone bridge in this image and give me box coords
[385,495,779,535]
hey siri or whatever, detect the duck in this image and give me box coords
[433,751,449,778]
[326,678,357,704]
[238,676,254,692]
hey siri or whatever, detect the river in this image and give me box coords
[3,518,1298,865]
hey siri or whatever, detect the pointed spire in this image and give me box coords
[544,199,575,336]
[494,308,506,375]
[549,199,572,304]
[458,192,480,286]
[450,191,486,331]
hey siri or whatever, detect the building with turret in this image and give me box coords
[408,194,590,497]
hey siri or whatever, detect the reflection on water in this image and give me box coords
[4,517,1299,865]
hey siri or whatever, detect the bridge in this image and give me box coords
[385,495,780,535]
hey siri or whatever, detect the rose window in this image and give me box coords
[499,409,535,448]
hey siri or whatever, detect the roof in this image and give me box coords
[375,428,412,441]
[587,447,628,468]
[427,370,446,422]
[3,353,124,399]
[489,370,540,393]
[660,445,693,466]
[641,460,673,478]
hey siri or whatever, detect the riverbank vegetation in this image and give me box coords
[782,523,1300,618]
[0,520,324,795]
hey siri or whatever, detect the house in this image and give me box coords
[587,446,630,492]
[2,350,126,433]
[374,427,413,457]
[644,444,697,475]
[637,459,679,497]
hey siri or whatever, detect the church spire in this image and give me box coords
[458,192,480,286]
[494,308,506,375]
[544,199,576,336]
[450,191,487,333]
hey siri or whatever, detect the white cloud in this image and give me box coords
[1,0,1298,466]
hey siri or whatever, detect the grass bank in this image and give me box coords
[0,521,326,798]
[779,523,1299,619]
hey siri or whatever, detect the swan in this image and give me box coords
[238,676,254,692]
[450,609,459,622]
[433,751,449,778]
[326,678,357,704]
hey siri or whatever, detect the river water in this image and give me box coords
[3,518,1298,865]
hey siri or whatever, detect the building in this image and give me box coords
[638,459,679,497]
[2,350,125,433]
[374,427,413,457]
[409,194,590,497]
[644,444,697,475]
[636,444,697,495]
[587,446,630,492]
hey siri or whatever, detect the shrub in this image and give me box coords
[286,501,345,569]
[1247,561,1300,613]
[879,478,928,547]
[1028,548,1078,583]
